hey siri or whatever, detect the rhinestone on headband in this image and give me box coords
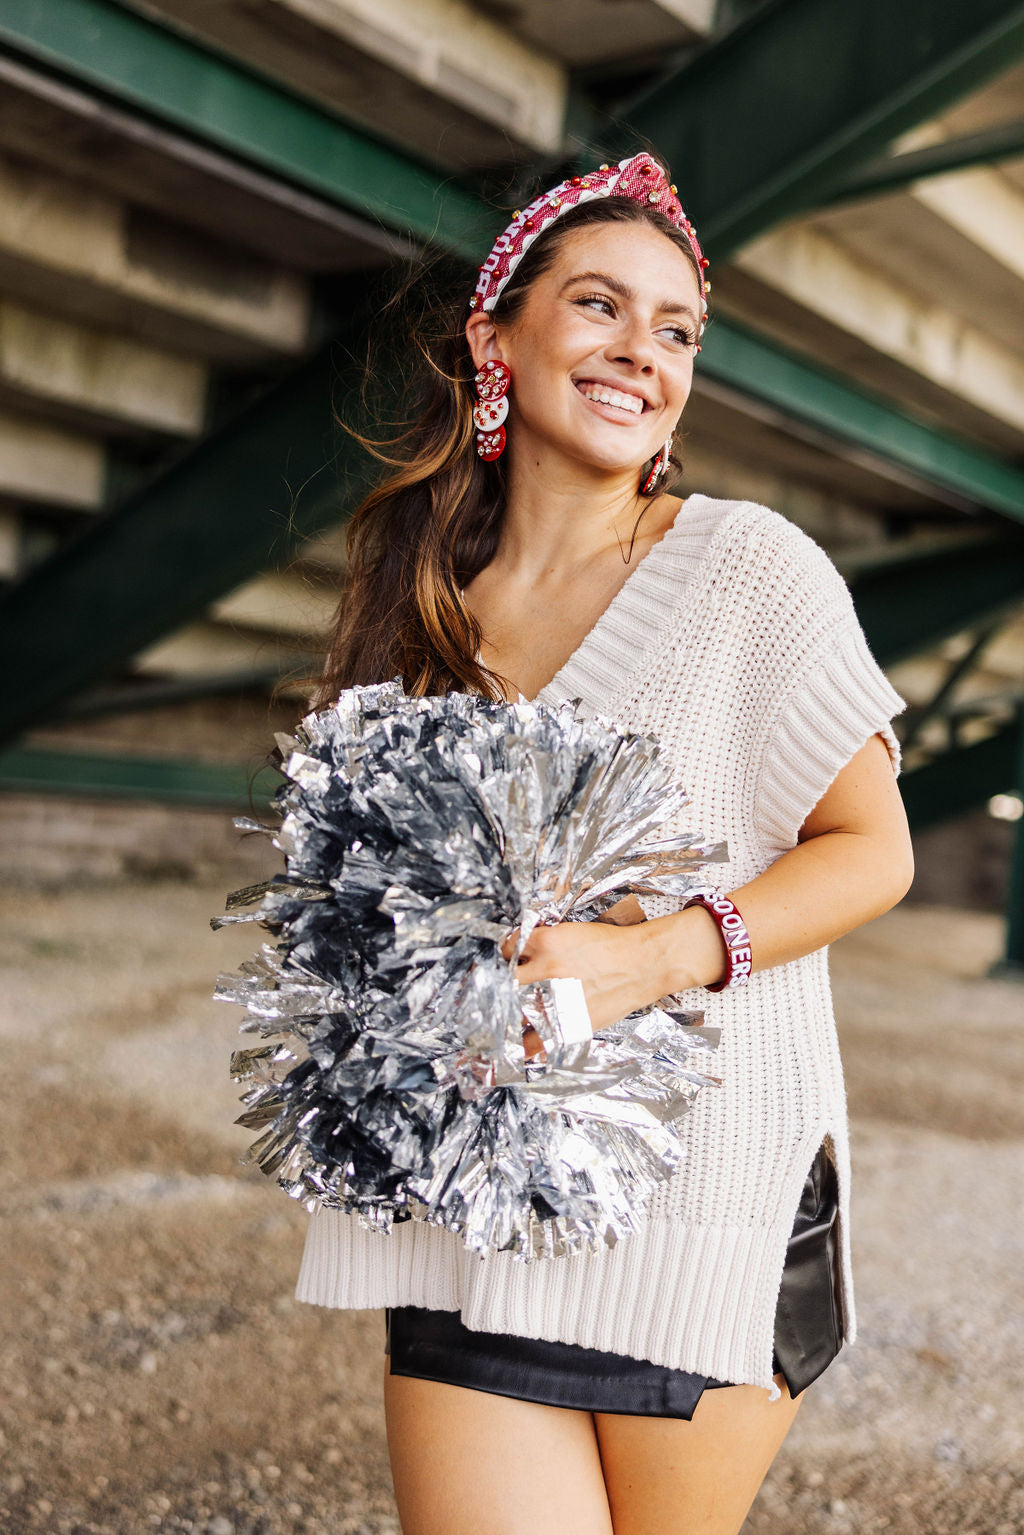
[470,154,709,344]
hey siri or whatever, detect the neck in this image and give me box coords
[493,446,671,591]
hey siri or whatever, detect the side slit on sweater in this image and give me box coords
[383,1141,843,1418]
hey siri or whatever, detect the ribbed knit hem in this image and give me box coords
[295,1210,797,1399]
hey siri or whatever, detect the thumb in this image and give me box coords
[499,925,521,962]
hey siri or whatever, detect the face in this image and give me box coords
[467,220,701,478]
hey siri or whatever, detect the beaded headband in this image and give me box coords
[469,152,710,344]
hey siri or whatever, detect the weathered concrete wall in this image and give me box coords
[0,297,207,438]
[0,151,310,362]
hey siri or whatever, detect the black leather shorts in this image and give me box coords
[385,1142,843,1418]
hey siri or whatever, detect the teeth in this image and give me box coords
[577,383,644,415]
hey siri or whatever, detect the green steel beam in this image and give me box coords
[5,306,1024,747]
[0,0,495,260]
[6,0,1024,529]
[0,745,278,810]
[3,0,1024,751]
[897,722,1016,830]
[900,616,1006,752]
[9,0,1022,269]
[846,534,1024,664]
[819,119,1024,208]
[616,0,1024,255]
[0,289,381,746]
[1,723,1012,831]
[700,321,1024,523]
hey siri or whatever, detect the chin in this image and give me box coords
[515,416,654,475]
[572,438,653,475]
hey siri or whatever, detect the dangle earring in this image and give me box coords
[474,360,511,461]
[639,437,672,496]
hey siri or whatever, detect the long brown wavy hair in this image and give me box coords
[311,170,705,709]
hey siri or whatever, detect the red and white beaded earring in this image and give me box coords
[639,437,672,496]
[474,360,511,462]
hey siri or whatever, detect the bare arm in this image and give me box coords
[506,731,913,1030]
[636,730,914,997]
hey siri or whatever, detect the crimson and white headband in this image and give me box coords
[469,152,710,343]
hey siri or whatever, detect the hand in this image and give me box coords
[594,894,648,927]
[500,916,661,1036]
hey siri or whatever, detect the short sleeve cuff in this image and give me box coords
[756,615,907,850]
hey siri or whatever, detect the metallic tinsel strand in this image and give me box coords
[213,677,727,1259]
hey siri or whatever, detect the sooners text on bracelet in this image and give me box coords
[681,889,752,992]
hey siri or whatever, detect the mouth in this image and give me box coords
[574,379,651,417]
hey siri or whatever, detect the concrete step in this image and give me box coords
[0,508,18,579]
[500,0,717,66]
[0,406,104,511]
[135,0,570,168]
[713,215,1024,458]
[0,51,406,273]
[814,154,1024,358]
[0,297,207,438]
[0,151,311,363]
[211,573,339,640]
[133,620,308,681]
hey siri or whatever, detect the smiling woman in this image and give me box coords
[460,216,705,701]
[471,227,699,460]
[296,149,912,1535]
[311,166,708,709]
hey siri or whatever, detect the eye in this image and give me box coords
[660,323,697,349]
[574,293,616,317]
[575,294,695,348]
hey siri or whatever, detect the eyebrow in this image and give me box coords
[561,270,699,324]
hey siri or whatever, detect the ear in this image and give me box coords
[465,309,505,373]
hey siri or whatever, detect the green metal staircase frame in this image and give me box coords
[4,0,1024,949]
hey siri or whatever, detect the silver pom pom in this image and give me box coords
[213,678,727,1259]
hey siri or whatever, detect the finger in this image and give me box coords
[499,926,522,961]
[502,943,533,967]
[512,955,554,985]
[522,1026,544,1061]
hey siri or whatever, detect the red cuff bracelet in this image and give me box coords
[680,889,752,992]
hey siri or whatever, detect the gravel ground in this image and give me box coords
[2,877,1023,1534]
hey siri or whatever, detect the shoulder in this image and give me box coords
[701,497,854,622]
[711,497,840,572]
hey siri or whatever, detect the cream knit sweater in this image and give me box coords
[294,492,908,1400]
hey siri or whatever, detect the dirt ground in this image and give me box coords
[3,873,1023,1535]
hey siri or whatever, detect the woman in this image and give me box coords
[296,152,914,1534]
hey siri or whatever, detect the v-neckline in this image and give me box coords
[471,493,702,708]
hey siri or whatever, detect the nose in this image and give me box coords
[607,312,656,373]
